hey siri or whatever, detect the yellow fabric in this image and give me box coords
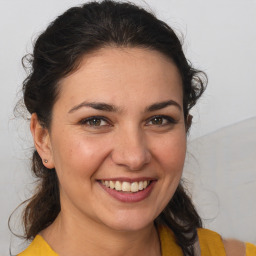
[159,226,256,256]
[158,226,226,255]
[18,227,256,256]
[197,228,226,255]
[18,235,57,256]
[158,225,183,255]
[246,242,256,255]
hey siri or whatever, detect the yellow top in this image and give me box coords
[158,225,227,255]
[18,226,256,256]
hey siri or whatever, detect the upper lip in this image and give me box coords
[97,177,157,183]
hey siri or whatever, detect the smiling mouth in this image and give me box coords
[100,180,151,193]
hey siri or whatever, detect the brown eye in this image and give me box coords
[80,116,109,127]
[151,117,164,125]
[146,115,177,126]
[88,118,102,126]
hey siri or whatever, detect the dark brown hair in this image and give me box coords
[15,1,206,255]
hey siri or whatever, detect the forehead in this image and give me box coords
[56,47,183,111]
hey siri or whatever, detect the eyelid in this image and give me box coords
[145,115,178,125]
[79,116,112,127]
[78,115,177,128]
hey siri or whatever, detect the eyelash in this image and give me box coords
[79,116,111,127]
[79,115,177,128]
[145,115,177,126]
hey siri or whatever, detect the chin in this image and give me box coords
[101,211,157,232]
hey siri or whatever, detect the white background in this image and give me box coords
[0,0,255,254]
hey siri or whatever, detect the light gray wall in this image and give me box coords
[184,117,256,243]
[1,0,255,254]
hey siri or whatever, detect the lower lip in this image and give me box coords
[99,181,156,203]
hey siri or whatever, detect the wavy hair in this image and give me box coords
[13,1,207,255]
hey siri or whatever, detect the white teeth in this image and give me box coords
[115,181,122,191]
[138,181,144,190]
[101,180,151,193]
[109,180,115,189]
[122,182,131,192]
[131,182,139,192]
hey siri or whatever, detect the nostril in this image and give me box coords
[111,149,151,171]
[110,131,151,170]
[127,152,150,170]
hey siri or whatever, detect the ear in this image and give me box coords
[186,114,193,131]
[30,113,55,169]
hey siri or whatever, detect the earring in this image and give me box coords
[43,159,48,163]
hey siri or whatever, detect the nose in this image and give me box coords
[111,128,151,171]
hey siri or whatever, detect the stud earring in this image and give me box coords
[43,159,48,163]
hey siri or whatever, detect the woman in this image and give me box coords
[14,1,255,255]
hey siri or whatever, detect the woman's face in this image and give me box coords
[46,47,186,231]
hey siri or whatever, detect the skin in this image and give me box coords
[31,47,187,256]
[223,239,246,256]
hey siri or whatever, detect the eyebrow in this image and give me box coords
[68,99,181,114]
[145,100,182,112]
[68,101,119,113]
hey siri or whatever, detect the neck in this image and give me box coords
[41,212,161,256]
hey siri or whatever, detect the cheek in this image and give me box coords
[51,132,111,179]
[153,132,187,172]
[51,134,112,205]
[160,133,186,189]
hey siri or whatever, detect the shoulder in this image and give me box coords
[245,242,256,255]
[223,240,256,256]
[198,228,256,256]
[18,235,58,256]
[197,228,226,255]
[223,239,245,256]
[158,226,226,255]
